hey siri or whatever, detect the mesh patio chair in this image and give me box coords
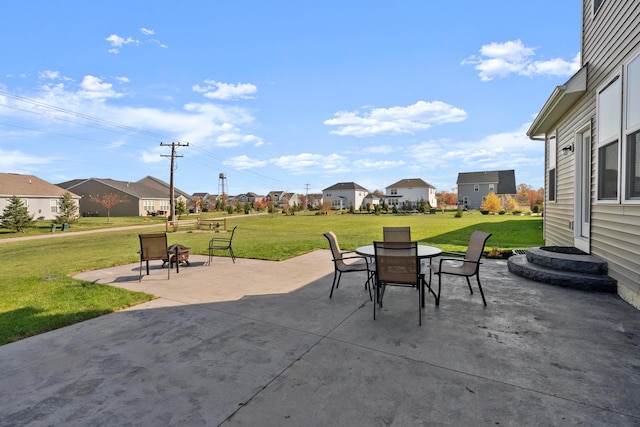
[138,233,171,281]
[208,226,237,264]
[383,226,411,242]
[429,230,492,306]
[373,241,425,325]
[324,231,373,300]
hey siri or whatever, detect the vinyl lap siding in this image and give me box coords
[581,0,640,306]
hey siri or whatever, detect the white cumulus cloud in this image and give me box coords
[192,79,258,100]
[462,39,581,81]
[324,101,467,137]
[105,34,139,54]
[270,153,347,175]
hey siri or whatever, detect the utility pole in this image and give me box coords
[160,141,189,221]
[304,183,310,210]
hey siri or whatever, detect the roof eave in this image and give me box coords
[527,65,587,139]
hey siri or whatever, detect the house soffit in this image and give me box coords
[527,65,587,138]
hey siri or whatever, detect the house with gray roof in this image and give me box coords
[456,170,516,209]
[57,176,190,217]
[322,182,369,210]
[0,173,80,221]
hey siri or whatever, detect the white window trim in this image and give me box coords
[595,69,623,204]
[622,49,640,204]
[548,133,557,203]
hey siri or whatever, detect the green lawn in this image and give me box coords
[0,210,543,345]
[0,211,230,239]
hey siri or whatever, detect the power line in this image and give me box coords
[0,89,285,184]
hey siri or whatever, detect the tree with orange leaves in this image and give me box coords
[90,193,129,223]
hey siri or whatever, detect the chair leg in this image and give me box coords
[229,247,236,263]
[476,275,487,306]
[329,271,340,298]
[418,282,422,326]
[373,281,377,320]
[139,259,143,281]
[422,274,440,307]
[378,284,386,308]
[465,277,474,294]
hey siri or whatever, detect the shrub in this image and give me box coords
[454,210,463,218]
[487,247,504,258]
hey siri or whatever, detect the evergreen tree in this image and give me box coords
[1,196,36,233]
[176,199,188,219]
[55,192,79,225]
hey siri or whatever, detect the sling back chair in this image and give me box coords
[138,233,171,281]
[208,226,238,264]
[383,226,411,242]
[324,231,373,300]
[373,241,426,325]
[429,230,492,306]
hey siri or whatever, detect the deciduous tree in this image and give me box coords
[90,193,129,223]
[482,192,502,213]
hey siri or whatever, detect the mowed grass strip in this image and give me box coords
[0,210,542,345]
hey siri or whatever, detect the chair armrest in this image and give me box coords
[438,251,465,258]
[334,254,368,262]
[437,257,480,268]
[209,238,232,243]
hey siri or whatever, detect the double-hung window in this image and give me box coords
[597,76,621,201]
[597,51,640,203]
[625,54,640,200]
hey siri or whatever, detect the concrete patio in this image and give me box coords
[1,250,639,426]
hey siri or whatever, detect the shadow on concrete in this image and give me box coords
[0,251,639,426]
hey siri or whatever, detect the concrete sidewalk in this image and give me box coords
[1,250,639,426]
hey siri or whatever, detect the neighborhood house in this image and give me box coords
[456,170,517,210]
[0,173,80,221]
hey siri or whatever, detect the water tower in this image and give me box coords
[218,173,228,198]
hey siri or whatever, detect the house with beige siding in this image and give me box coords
[0,173,80,221]
[527,0,640,309]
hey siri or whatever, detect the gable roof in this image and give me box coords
[323,182,369,192]
[0,173,77,198]
[136,176,191,199]
[58,176,191,200]
[527,65,587,138]
[457,170,516,194]
[386,178,435,189]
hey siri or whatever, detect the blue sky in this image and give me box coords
[0,1,581,196]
